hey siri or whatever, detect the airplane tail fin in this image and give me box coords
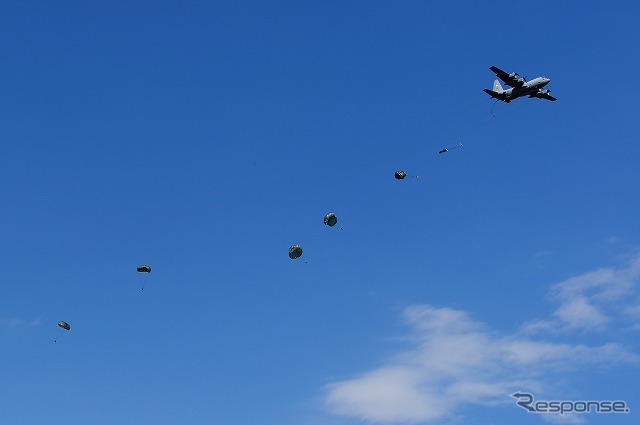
[493,79,504,93]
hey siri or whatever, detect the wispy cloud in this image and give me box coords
[522,254,640,333]
[0,318,41,328]
[323,255,640,424]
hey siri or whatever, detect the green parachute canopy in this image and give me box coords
[289,245,303,260]
[394,171,407,180]
[137,265,151,273]
[58,321,70,331]
[324,212,338,227]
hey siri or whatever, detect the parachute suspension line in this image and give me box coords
[446,100,505,152]
[490,99,500,118]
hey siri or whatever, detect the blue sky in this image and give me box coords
[1,1,639,424]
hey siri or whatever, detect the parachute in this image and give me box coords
[137,265,151,292]
[54,321,70,343]
[289,245,303,260]
[394,170,419,180]
[323,212,338,227]
[438,143,463,154]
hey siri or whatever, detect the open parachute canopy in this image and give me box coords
[394,171,407,180]
[323,212,338,227]
[289,244,303,260]
[137,265,151,273]
[58,321,70,331]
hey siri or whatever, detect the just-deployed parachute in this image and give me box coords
[395,170,419,180]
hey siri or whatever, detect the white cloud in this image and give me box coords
[324,304,638,424]
[519,254,640,334]
[323,256,640,424]
[0,318,41,328]
[326,366,449,424]
[323,255,640,424]
[554,296,609,330]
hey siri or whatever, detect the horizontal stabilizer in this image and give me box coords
[483,89,510,103]
[483,88,500,97]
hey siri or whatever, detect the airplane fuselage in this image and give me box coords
[501,77,550,102]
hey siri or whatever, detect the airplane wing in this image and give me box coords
[489,66,524,88]
[530,91,557,101]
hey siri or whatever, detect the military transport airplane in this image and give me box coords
[483,66,556,102]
